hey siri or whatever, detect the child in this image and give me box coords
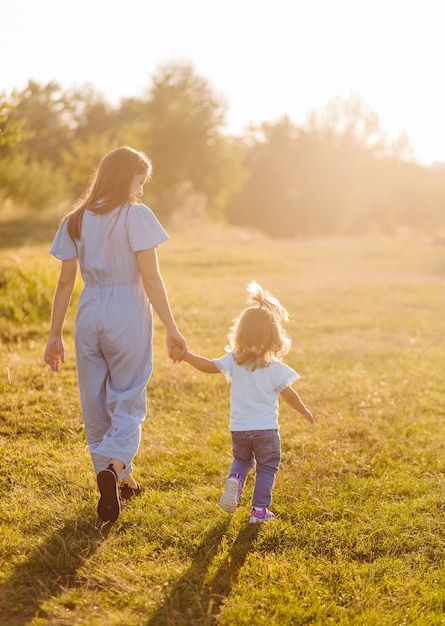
[178,281,314,523]
[45,146,187,523]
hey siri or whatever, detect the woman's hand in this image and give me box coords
[167,329,187,363]
[44,335,65,372]
[303,407,315,424]
[171,344,187,362]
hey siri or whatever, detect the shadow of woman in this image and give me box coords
[0,507,107,625]
[146,521,260,626]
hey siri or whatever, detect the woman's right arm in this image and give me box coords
[136,248,187,360]
[44,258,78,371]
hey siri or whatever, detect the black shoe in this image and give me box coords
[120,483,144,501]
[97,464,121,522]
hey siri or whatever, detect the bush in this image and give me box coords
[0,261,80,341]
[0,154,68,210]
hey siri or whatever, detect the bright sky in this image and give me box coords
[2,0,445,165]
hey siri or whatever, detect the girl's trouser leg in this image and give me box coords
[229,432,255,485]
[252,430,281,508]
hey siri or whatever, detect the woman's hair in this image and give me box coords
[228,281,291,371]
[66,146,152,239]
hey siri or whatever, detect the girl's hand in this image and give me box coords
[167,329,187,363]
[44,336,65,372]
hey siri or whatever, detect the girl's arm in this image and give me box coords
[280,386,314,423]
[181,350,220,374]
[44,258,78,371]
[136,248,187,360]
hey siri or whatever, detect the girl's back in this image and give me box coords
[215,352,299,431]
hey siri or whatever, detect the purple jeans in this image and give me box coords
[229,429,281,508]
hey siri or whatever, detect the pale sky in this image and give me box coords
[2,0,445,165]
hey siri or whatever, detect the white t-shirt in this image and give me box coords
[213,352,300,431]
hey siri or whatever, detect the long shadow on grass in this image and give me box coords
[147,521,260,626]
[0,507,105,625]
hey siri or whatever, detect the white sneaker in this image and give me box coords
[219,476,243,513]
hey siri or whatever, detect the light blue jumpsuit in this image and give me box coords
[50,203,168,479]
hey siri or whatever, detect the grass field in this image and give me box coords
[1,221,445,625]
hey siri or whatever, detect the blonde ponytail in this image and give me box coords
[246,281,289,324]
[228,281,291,370]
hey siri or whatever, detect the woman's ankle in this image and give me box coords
[121,474,138,488]
[109,459,125,476]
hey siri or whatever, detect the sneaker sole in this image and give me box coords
[219,477,240,513]
[249,515,276,524]
[97,469,120,522]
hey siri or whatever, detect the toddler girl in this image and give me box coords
[178,281,313,523]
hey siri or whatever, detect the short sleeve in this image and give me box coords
[49,219,78,260]
[213,353,234,381]
[273,362,300,393]
[127,204,169,252]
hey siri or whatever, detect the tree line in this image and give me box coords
[1,62,444,236]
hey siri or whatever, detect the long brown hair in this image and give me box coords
[66,146,152,239]
[228,282,291,371]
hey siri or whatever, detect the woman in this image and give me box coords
[44,146,186,523]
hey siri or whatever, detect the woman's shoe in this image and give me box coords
[97,464,121,522]
[120,483,144,501]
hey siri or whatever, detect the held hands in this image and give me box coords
[167,329,187,363]
[171,344,187,363]
[44,336,65,372]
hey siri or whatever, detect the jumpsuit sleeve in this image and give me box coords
[127,204,169,252]
[49,218,78,260]
[213,352,234,382]
[273,362,300,393]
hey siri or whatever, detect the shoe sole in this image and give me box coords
[219,477,240,513]
[249,515,276,524]
[97,469,120,522]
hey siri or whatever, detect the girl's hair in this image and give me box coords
[228,281,291,371]
[66,146,152,239]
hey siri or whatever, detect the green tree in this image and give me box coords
[138,62,242,217]
[61,86,120,197]
[6,81,76,165]
[0,96,28,154]
[228,117,309,236]
[229,97,421,237]
[0,87,69,208]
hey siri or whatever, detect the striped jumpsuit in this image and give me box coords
[50,203,168,479]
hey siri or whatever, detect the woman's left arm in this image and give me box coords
[136,248,187,361]
[44,258,78,371]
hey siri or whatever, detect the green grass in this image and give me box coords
[1,227,445,625]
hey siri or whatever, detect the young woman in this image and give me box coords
[45,146,187,523]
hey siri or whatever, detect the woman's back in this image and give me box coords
[79,205,139,287]
[51,203,168,288]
